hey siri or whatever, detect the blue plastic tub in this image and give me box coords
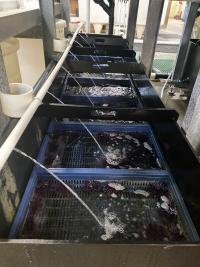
[9,171,199,242]
[36,121,167,175]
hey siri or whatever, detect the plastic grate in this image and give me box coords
[43,130,162,169]
[73,73,129,79]
[20,178,190,242]
[65,85,135,98]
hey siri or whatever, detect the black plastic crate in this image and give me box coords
[74,34,128,49]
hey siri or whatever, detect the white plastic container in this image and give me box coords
[56,19,66,39]
[0,83,33,118]
[1,38,22,83]
[0,0,18,11]
[53,19,68,52]
[53,39,69,52]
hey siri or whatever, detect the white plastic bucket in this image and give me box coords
[53,39,69,52]
[54,19,68,52]
[56,19,66,39]
[93,24,103,34]
[0,83,33,118]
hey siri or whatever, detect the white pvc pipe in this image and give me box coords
[160,70,174,99]
[0,22,83,171]
[86,0,90,33]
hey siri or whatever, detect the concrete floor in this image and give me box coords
[134,18,184,43]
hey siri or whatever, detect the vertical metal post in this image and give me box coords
[0,48,10,93]
[86,0,90,33]
[126,0,139,49]
[0,47,10,137]
[60,0,71,24]
[39,0,56,65]
[183,68,200,132]
[108,1,115,35]
[186,68,200,156]
[141,0,164,77]
[173,2,199,81]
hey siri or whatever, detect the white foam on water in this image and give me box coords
[143,142,152,151]
[161,195,169,203]
[133,233,140,239]
[160,195,170,212]
[108,183,125,191]
[111,193,118,198]
[88,86,131,97]
[161,202,169,211]
[101,209,125,240]
[156,158,162,168]
[133,190,150,197]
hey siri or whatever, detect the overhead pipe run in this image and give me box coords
[0,22,83,172]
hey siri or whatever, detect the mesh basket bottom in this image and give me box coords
[65,85,135,98]
[73,73,129,79]
[21,179,187,242]
[44,131,161,169]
